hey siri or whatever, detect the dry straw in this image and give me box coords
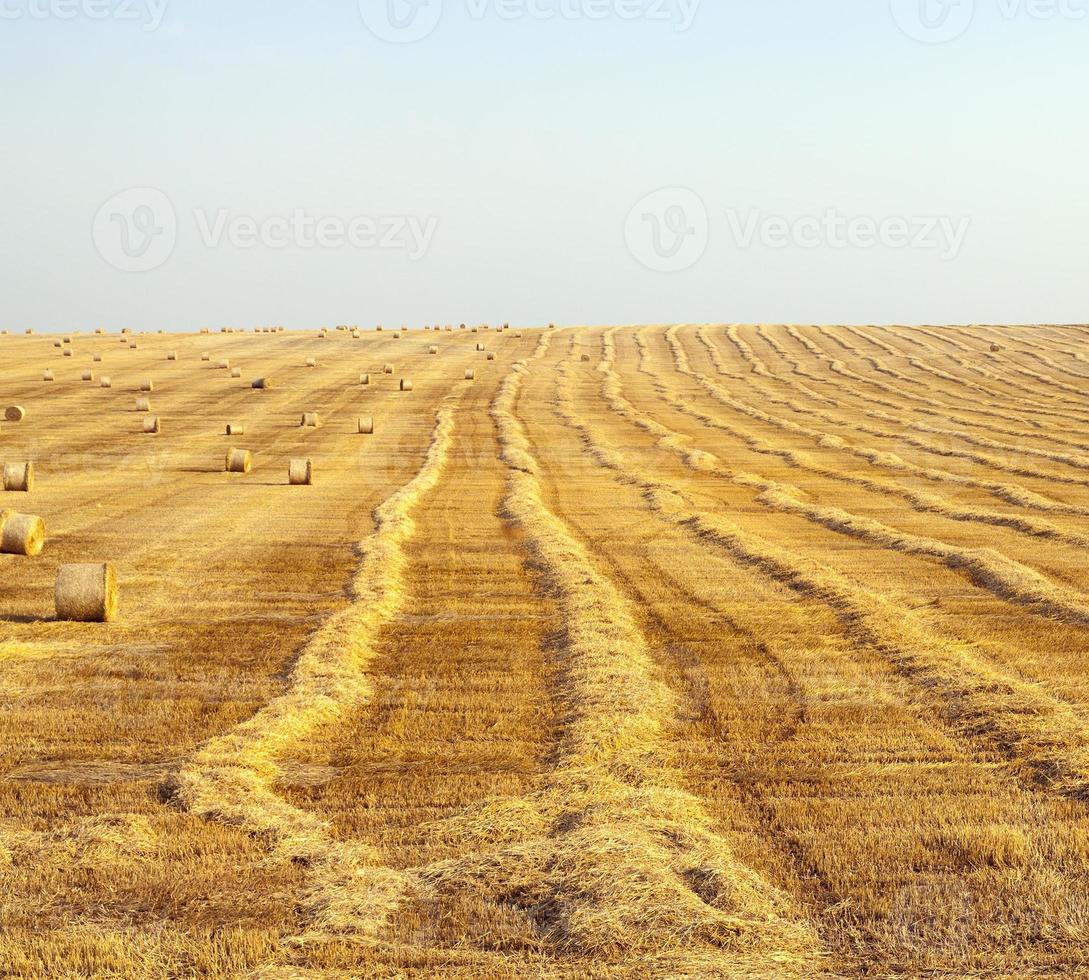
[143,416,161,434]
[0,511,45,556]
[301,412,322,428]
[5,406,26,422]
[358,416,374,434]
[225,448,252,473]
[288,458,314,485]
[400,379,413,391]
[226,423,245,436]
[3,463,34,492]
[55,563,118,622]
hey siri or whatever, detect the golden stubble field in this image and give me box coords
[3,322,1089,979]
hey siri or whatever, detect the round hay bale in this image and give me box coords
[100,377,112,388]
[383,364,394,374]
[93,353,103,362]
[53,340,62,348]
[990,344,1002,353]
[218,359,230,370]
[400,379,414,392]
[201,352,211,361]
[305,358,317,368]
[225,448,252,473]
[62,349,73,358]
[167,352,178,361]
[358,416,374,434]
[128,343,138,350]
[55,563,118,622]
[252,377,274,389]
[487,352,496,361]
[139,379,154,392]
[143,416,160,434]
[5,406,26,423]
[515,332,523,339]
[43,370,55,382]
[376,326,383,332]
[464,369,475,380]
[288,458,313,485]
[393,332,402,340]
[3,462,34,493]
[429,345,438,354]
[581,353,591,362]
[301,412,322,428]
[360,373,370,386]
[135,396,151,412]
[226,423,245,436]
[0,511,45,556]
[476,343,485,351]
[81,369,95,382]
[231,367,242,378]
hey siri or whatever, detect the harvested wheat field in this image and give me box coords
[4,323,1089,979]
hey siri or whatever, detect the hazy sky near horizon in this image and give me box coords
[1,0,1086,331]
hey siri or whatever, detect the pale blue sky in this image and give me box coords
[1,0,1086,330]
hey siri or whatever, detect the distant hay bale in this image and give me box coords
[288,458,313,485]
[128,343,138,350]
[429,345,438,354]
[139,379,154,392]
[0,511,45,556]
[515,332,523,338]
[94,328,104,335]
[226,423,245,436]
[201,352,211,361]
[5,406,26,422]
[251,377,274,389]
[62,349,73,358]
[81,369,94,382]
[230,367,241,378]
[100,377,112,388]
[142,416,161,434]
[135,397,151,412]
[376,326,383,332]
[990,344,1002,353]
[55,563,118,622]
[305,357,317,368]
[400,379,414,391]
[360,373,370,385]
[63,336,72,344]
[383,364,394,374]
[93,353,102,362]
[3,463,34,492]
[476,343,485,351]
[487,352,496,361]
[464,369,475,380]
[225,448,252,473]
[358,416,374,434]
[167,352,178,361]
[581,353,591,362]
[218,359,230,370]
[301,412,322,428]
[393,332,402,340]
[43,370,54,382]
[53,340,62,349]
